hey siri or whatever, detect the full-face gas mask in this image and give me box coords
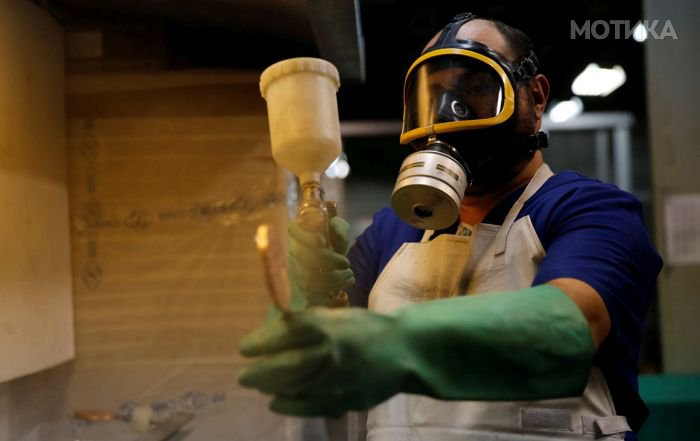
[391,12,548,230]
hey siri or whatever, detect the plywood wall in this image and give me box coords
[0,0,73,384]
[0,5,301,437]
[62,69,293,440]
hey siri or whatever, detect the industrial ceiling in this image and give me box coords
[42,0,647,122]
[47,0,366,81]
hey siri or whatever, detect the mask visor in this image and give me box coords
[401,50,515,144]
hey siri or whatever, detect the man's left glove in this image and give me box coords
[240,308,406,417]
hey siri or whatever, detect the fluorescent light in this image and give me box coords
[571,63,626,97]
[325,153,351,179]
[633,22,648,42]
[334,160,350,179]
[549,97,584,123]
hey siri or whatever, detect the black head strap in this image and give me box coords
[434,12,478,48]
[429,12,540,82]
[522,131,549,151]
[513,50,539,81]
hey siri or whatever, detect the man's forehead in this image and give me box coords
[424,19,512,61]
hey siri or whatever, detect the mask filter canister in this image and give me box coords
[391,147,468,230]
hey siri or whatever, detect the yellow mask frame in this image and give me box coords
[400,48,517,145]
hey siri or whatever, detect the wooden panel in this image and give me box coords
[0,0,74,383]
[61,66,292,441]
[67,84,267,117]
[67,75,287,369]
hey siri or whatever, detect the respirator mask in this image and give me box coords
[391,12,548,230]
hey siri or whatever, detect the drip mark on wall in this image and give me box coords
[80,130,103,289]
[74,127,284,289]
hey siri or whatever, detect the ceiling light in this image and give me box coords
[325,153,351,179]
[633,22,648,42]
[548,97,584,123]
[571,63,627,97]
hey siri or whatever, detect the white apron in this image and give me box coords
[366,164,631,441]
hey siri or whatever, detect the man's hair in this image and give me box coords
[488,19,538,67]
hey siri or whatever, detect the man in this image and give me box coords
[239,13,662,441]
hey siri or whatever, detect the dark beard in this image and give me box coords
[440,129,536,193]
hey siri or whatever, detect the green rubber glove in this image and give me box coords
[239,285,594,417]
[287,217,355,308]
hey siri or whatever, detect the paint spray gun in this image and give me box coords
[257,58,349,309]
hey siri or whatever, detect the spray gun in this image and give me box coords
[258,57,349,309]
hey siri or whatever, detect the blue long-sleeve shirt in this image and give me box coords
[345,170,663,436]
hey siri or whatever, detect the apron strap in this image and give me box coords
[582,415,632,435]
[492,163,554,266]
[421,229,436,243]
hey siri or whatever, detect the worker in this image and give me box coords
[239,12,662,441]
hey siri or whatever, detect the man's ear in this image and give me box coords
[529,73,550,121]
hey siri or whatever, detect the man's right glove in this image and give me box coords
[239,285,595,417]
[287,217,355,308]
